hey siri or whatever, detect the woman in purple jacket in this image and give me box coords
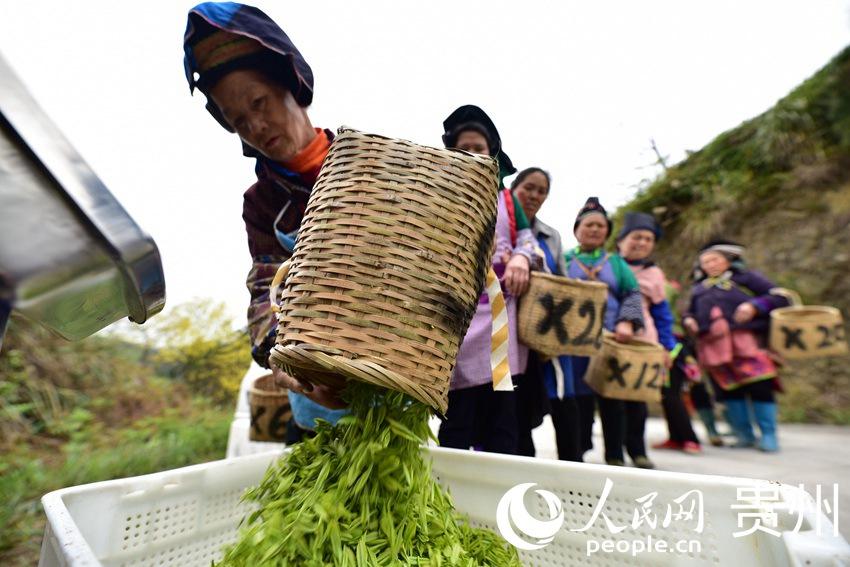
[436,106,540,455]
[683,240,787,452]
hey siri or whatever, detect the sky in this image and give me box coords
[1,1,848,330]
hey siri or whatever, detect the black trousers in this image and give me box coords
[515,367,550,457]
[661,364,700,444]
[588,396,649,462]
[624,400,649,460]
[549,397,582,461]
[438,383,518,455]
[517,425,536,457]
[721,378,775,402]
[576,394,596,455]
[690,380,716,409]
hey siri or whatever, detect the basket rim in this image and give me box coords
[771,305,843,319]
[336,126,498,169]
[529,271,609,288]
[249,373,287,394]
[271,344,447,413]
[600,334,665,353]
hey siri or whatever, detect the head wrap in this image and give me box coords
[617,211,662,241]
[441,105,516,182]
[693,239,746,281]
[699,239,744,261]
[573,197,613,237]
[183,2,314,139]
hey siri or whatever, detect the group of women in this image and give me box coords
[182,2,788,463]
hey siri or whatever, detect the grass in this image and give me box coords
[0,306,250,566]
[0,397,232,566]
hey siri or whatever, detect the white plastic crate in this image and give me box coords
[40,448,850,567]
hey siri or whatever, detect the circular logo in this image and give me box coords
[496,483,565,551]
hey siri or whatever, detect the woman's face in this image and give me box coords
[454,130,490,156]
[513,172,549,220]
[575,213,609,250]
[209,69,314,162]
[618,229,656,261]
[700,251,731,278]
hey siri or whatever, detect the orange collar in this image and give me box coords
[283,128,329,175]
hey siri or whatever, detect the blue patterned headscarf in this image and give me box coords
[183,2,314,139]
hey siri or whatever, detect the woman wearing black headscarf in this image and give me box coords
[438,105,541,455]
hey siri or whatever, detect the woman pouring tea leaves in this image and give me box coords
[183,2,348,439]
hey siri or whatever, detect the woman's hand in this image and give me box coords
[614,321,634,343]
[271,365,347,409]
[503,254,531,296]
[733,302,757,324]
[683,317,699,335]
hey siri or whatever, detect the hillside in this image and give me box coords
[0,299,249,566]
[617,46,850,423]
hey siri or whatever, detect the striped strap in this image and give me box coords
[486,268,514,391]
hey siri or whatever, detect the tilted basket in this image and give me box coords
[269,128,499,413]
[518,272,608,357]
[585,333,667,402]
[769,288,848,360]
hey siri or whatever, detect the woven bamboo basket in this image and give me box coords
[585,334,667,402]
[769,288,848,360]
[247,374,291,442]
[518,272,608,357]
[268,128,499,413]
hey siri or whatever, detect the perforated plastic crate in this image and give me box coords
[40,448,850,566]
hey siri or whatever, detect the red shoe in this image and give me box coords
[652,439,682,451]
[682,441,702,454]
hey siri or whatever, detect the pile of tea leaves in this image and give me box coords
[217,382,521,566]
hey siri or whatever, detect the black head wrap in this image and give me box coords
[442,105,516,181]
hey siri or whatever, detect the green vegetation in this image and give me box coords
[616,46,850,424]
[620,45,850,247]
[219,382,521,566]
[0,299,250,566]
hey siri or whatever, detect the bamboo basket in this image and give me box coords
[518,272,608,357]
[585,333,667,402]
[247,374,291,442]
[269,128,499,413]
[769,288,848,360]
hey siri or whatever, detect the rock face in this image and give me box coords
[617,46,850,423]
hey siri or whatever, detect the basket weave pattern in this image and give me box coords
[771,307,847,359]
[768,287,848,359]
[270,128,499,412]
[518,272,608,357]
[585,335,667,402]
[248,374,291,442]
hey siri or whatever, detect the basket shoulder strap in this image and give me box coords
[486,267,514,392]
[574,253,607,281]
